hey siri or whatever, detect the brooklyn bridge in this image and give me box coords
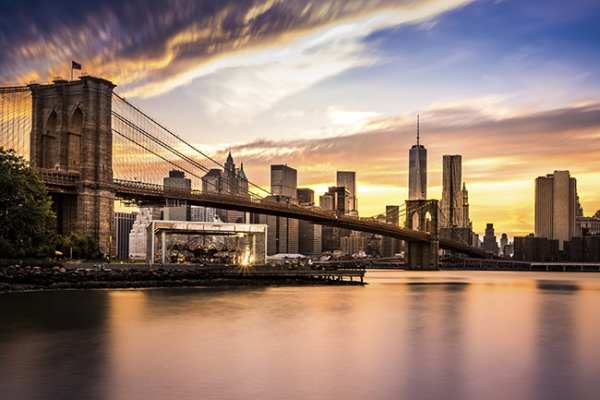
[0,76,488,266]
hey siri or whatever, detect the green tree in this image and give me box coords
[0,148,56,258]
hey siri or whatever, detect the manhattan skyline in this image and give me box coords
[1,0,600,237]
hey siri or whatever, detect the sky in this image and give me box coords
[2,0,600,237]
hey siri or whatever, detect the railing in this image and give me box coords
[0,86,30,93]
[112,179,433,244]
[37,168,80,186]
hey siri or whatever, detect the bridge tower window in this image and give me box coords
[68,108,83,170]
[42,111,58,169]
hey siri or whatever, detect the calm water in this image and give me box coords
[2,270,600,400]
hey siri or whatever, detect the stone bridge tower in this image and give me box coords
[29,77,115,255]
[405,199,439,268]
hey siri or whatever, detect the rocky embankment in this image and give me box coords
[0,264,362,293]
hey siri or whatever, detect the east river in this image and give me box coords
[2,270,600,400]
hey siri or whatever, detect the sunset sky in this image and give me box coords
[2,0,600,237]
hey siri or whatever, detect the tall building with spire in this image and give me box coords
[409,114,427,200]
[462,182,470,227]
[201,151,249,223]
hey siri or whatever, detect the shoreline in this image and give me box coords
[0,264,365,294]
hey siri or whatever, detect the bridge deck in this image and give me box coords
[35,170,489,258]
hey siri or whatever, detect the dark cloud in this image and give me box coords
[0,0,412,88]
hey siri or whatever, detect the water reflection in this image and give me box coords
[1,272,600,399]
[536,280,580,292]
[0,292,110,400]
[536,286,578,400]
[403,282,469,399]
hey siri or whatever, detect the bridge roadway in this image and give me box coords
[38,171,488,258]
[113,179,488,258]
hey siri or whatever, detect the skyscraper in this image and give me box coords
[383,205,401,257]
[483,223,499,255]
[271,164,298,199]
[441,155,465,228]
[326,186,351,216]
[200,152,249,223]
[163,169,192,218]
[500,233,509,256]
[336,171,357,213]
[297,188,322,255]
[462,182,470,227]
[535,170,578,249]
[259,164,300,255]
[409,115,427,200]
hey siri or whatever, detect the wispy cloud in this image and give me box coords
[0,0,472,97]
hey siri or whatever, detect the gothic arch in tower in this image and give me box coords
[67,107,83,170]
[42,111,58,169]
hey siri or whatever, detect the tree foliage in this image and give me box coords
[0,148,56,257]
[56,233,100,260]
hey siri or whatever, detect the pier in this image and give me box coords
[0,263,365,292]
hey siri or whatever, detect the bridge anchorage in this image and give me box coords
[0,76,490,265]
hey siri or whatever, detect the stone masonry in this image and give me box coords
[29,77,116,255]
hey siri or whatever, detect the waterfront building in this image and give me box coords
[114,212,136,260]
[514,235,559,262]
[535,171,578,249]
[146,220,267,266]
[129,207,162,260]
[482,223,499,255]
[408,115,427,200]
[336,171,357,213]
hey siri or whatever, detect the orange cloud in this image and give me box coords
[213,102,600,237]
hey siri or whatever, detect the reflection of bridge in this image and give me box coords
[1,76,488,266]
